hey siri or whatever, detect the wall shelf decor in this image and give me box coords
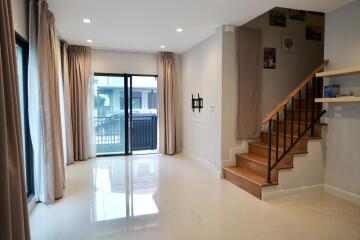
[315,66,360,78]
[315,96,360,103]
[192,93,203,112]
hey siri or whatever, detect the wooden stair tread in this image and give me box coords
[223,166,276,187]
[249,141,308,154]
[262,131,320,140]
[274,119,322,125]
[236,153,292,169]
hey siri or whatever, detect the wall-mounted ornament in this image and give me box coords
[282,35,295,52]
[306,25,322,41]
[269,9,287,27]
[192,93,203,112]
[263,47,276,69]
[289,9,306,21]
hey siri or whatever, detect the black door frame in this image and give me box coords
[15,32,35,199]
[94,73,158,156]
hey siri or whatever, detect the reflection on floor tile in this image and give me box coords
[30,154,360,240]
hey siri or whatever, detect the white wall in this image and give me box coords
[93,49,158,75]
[221,27,246,165]
[323,0,360,196]
[11,0,28,39]
[245,8,325,118]
[262,139,325,199]
[181,27,223,173]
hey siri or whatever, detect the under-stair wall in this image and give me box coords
[262,136,325,199]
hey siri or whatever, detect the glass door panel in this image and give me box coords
[131,76,158,154]
[93,75,125,154]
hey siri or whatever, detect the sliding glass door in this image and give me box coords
[93,74,158,156]
[131,76,158,154]
[15,33,34,198]
[93,74,126,154]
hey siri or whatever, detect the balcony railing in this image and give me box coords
[94,113,157,154]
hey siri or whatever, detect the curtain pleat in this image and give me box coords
[29,0,65,203]
[0,0,31,238]
[61,42,74,164]
[158,52,180,155]
[236,27,262,139]
[64,45,94,161]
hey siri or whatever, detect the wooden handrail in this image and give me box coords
[262,60,329,124]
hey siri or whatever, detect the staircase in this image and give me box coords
[223,60,329,199]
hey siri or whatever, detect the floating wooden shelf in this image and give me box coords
[315,96,360,103]
[316,66,360,78]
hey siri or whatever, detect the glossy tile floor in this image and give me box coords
[30,154,360,240]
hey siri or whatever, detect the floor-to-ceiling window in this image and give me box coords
[93,75,126,155]
[93,74,158,156]
[15,33,34,198]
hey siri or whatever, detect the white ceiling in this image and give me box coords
[47,0,353,53]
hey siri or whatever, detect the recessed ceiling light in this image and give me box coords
[160,45,165,49]
[83,18,91,23]
[176,28,183,32]
[87,39,93,43]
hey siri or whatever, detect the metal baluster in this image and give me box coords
[311,77,316,136]
[291,98,294,145]
[298,90,302,138]
[305,83,309,129]
[276,112,279,162]
[283,105,287,151]
[267,120,272,183]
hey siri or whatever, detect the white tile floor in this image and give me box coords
[30,154,360,240]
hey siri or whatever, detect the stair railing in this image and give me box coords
[262,60,329,183]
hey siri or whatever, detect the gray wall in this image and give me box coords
[11,0,28,39]
[323,0,360,196]
[245,8,325,119]
[93,49,158,75]
[181,28,223,172]
[220,9,325,163]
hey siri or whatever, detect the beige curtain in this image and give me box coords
[0,0,31,238]
[236,27,262,139]
[61,42,74,164]
[29,0,65,203]
[158,52,180,155]
[64,45,93,161]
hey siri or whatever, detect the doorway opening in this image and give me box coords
[93,73,158,156]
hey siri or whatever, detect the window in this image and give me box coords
[132,92,142,109]
[148,90,157,109]
[15,33,34,198]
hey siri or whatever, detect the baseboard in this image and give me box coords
[324,184,360,205]
[183,150,221,178]
[262,184,324,200]
[27,195,37,215]
[222,159,236,167]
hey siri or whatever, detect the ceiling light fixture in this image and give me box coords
[176,28,183,32]
[87,39,93,43]
[83,18,91,23]
[160,45,165,49]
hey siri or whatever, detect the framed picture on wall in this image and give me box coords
[306,25,322,41]
[269,10,287,27]
[282,35,295,52]
[289,9,306,21]
[264,47,276,69]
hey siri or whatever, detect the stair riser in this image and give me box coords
[272,121,321,137]
[223,169,262,199]
[236,156,278,181]
[295,99,321,110]
[285,110,321,121]
[261,132,307,151]
[248,144,293,165]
